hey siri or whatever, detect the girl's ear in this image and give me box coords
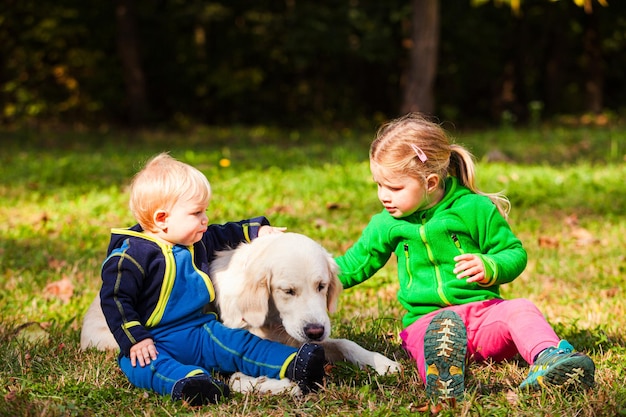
[426,174,440,192]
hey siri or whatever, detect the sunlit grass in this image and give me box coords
[1,124,625,416]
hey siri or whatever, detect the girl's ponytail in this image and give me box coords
[449,145,511,219]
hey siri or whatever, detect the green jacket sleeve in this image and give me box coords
[335,213,395,289]
[472,199,527,287]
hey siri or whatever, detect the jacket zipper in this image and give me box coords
[404,243,413,288]
[189,245,215,302]
[420,227,452,306]
[146,244,176,327]
[451,233,465,254]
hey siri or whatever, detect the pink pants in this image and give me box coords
[400,298,560,383]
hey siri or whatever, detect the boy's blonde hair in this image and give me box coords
[370,113,510,218]
[129,153,212,231]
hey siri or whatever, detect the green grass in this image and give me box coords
[1,123,625,416]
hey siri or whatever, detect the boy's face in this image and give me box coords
[160,197,209,246]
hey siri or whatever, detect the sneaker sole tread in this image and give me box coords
[424,310,467,402]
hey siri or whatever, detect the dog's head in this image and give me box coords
[235,233,341,343]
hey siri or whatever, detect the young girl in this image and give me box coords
[99,153,325,406]
[335,113,595,403]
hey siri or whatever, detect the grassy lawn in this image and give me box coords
[1,123,625,416]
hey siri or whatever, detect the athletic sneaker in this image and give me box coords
[287,343,326,394]
[171,373,230,406]
[423,310,467,403]
[520,340,595,390]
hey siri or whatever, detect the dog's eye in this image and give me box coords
[284,288,296,296]
[317,283,326,292]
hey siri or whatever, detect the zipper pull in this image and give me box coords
[451,233,462,250]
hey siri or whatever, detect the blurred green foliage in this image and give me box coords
[1,0,625,127]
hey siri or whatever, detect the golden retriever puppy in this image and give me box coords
[80,295,116,351]
[209,232,401,393]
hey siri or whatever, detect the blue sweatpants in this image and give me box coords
[118,317,298,396]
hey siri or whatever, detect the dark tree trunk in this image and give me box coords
[401,0,439,116]
[115,0,149,126]
[543,5,567,114]
[582,10,604,114]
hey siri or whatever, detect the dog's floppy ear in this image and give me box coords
[236,260,271,329]
[326,254,342,313]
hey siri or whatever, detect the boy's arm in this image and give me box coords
[202,216,271,251]
[100,251,154,356]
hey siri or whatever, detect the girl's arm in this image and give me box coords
[335,212,394,289]
[470,200,527,287]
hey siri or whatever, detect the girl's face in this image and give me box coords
[371,163,438,218]
[156,197,209,246]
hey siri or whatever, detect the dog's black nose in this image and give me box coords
[304,323,325,341]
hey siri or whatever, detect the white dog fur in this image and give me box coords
[80,232,401,394]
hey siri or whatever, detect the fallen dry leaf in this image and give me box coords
[47,257,67,271]
[43,276,74,303]
[563,213,599,246]
[570,227,598,246]
[314,218,329,228]
[326,202,349,210]
[414,402,431,413]
[12,322,50,345]
[564,213,579,227]
[4,390,17,402]
[505,389,519,405]
[266,205,294,215]
[324,363,335,375]
[538,235,560,248]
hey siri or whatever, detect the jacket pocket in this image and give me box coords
[451,233,465,255]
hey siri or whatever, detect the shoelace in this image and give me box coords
[537,344,573,365]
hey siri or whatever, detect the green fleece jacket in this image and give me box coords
[336,176,527,328]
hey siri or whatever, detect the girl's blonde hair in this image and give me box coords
[129,153,212,231]
[370,113,510,218]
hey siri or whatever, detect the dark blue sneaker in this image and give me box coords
[520,340,595,390]
[287,343,326,394]
[171,374,229,406]
[423,310,467,403]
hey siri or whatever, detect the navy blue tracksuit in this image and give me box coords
[100,219,297,396]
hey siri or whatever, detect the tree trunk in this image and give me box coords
[582,9,603,114]
[401,0,439,116]
[115,0,149,126]
[543,3,567,115]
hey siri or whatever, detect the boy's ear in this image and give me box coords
[153,209,168,230]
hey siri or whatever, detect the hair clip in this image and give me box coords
[410,144,428,163]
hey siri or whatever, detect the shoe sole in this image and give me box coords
[181,377,229,405]
[535,354,595,390]
[424,310,467,402]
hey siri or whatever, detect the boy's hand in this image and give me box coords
[453,254,487,284]
[258,225,287,237]
[130,338,158,367]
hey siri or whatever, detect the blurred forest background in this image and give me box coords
[1,0,624,129]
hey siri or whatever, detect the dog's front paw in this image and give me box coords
[373,354,402,375]
[229,373,264,394]
[229,372,301,396]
